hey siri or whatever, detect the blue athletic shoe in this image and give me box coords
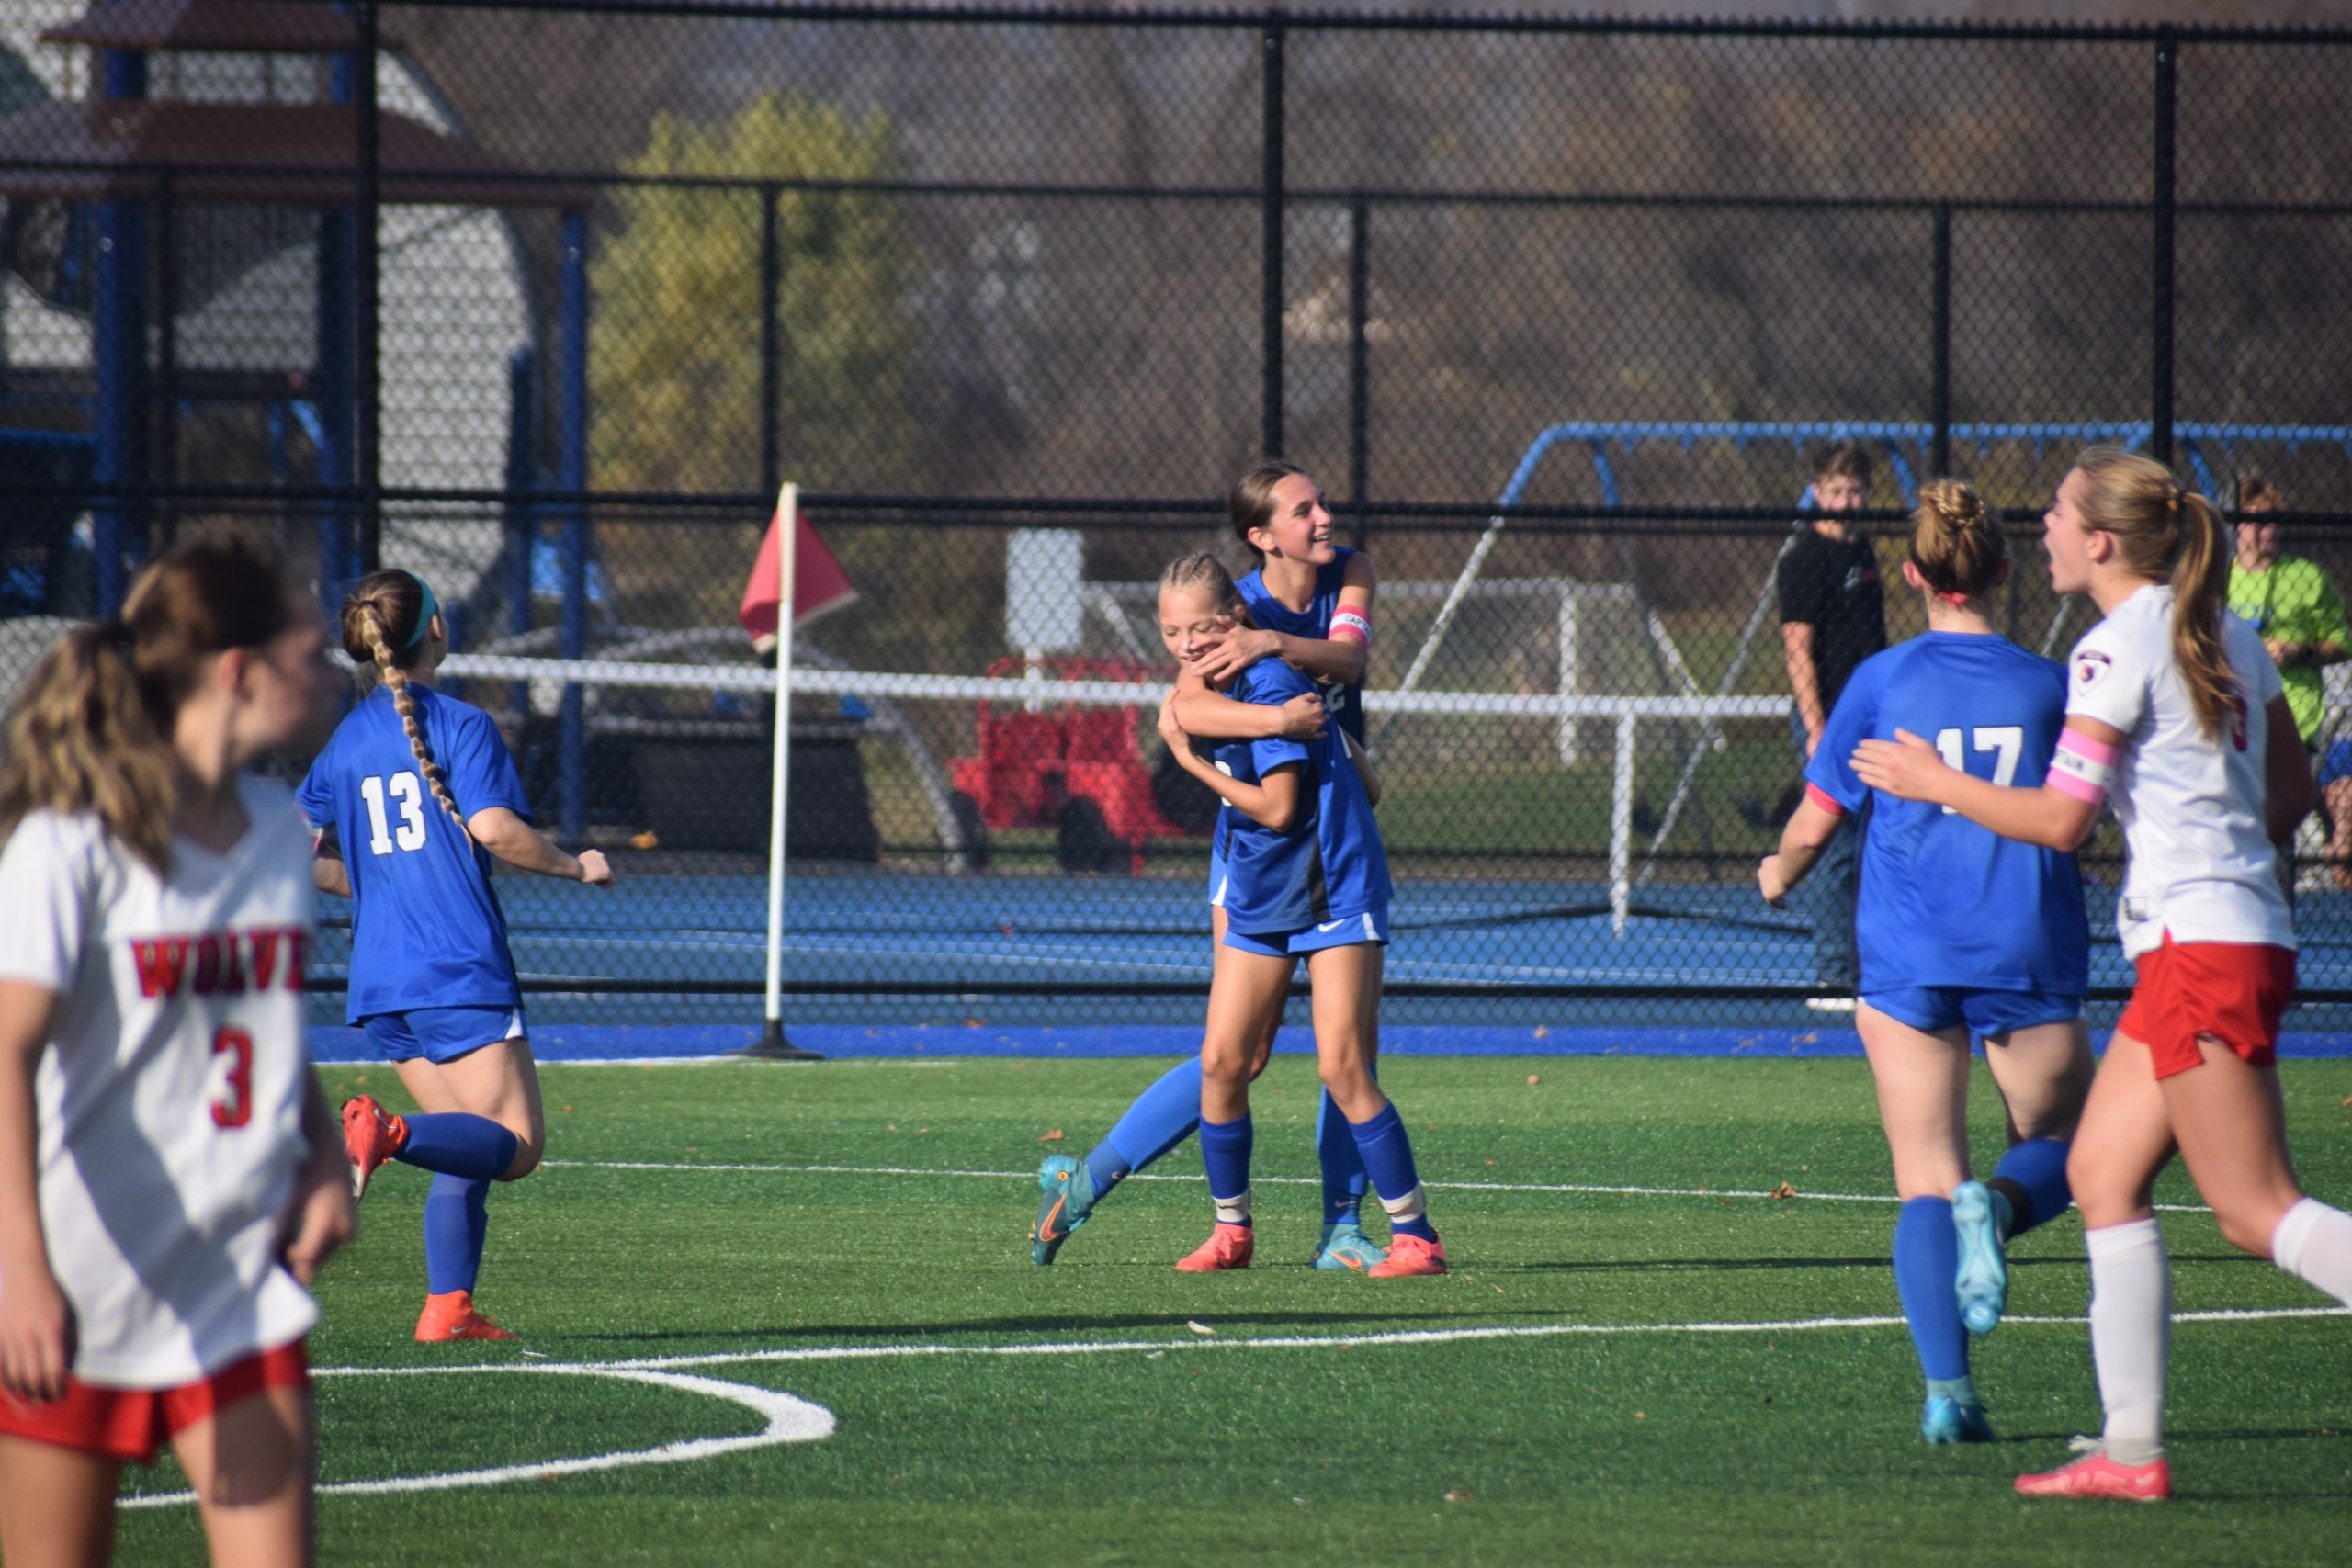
[1921,1395,1998,1445]
[1310,1221,1388,1273]
[1030,1156,1097,1266]
[1952,1179,2009,1336]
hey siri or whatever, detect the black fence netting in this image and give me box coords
[5,3,2352,1029]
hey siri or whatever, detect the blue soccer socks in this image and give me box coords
[1347,1102,1436,1243]
[1099,1059,1204,1194]
[399,1113,520,1183]
[1987,1136,2071,1239]
[1894,1196,1969,1382]
[1317,1088,1372,1227]
[424,1172,492,1295]
[1200,1112,1254,1227]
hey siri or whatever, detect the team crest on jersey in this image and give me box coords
[2073,650,2112,692]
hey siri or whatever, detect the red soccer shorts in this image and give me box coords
[2116,934,2296,1080]
[0,1338,309,1463]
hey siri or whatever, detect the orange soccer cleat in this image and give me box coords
[340,1095,410,1199]
[1368,1232,1447,1277]
[1174,1222,1255,1272]
[2015,1450,2171,1502]
[414,1290,519,1343]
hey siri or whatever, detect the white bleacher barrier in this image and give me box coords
[437,648,1784,939]
[1095,577,1638,763]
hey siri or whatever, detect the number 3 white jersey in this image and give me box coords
[2065,582,2293,961]
[0,777,318,1387]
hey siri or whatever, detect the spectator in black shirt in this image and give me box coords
[1778,440,1887,1008]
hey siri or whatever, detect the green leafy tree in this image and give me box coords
[592,91,918,501]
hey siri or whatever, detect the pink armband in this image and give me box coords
[2048,729,2120,805]
[1329,608,1371,649]
[1804,783,1847,818]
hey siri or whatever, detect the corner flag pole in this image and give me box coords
[742,481,822,1061]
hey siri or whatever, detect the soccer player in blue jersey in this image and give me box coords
[300,570,612,1342]
[1151,552,1442,1277]
[1758,481,2092,1444]
[1029,464,1388,1270]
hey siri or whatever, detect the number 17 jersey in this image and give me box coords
[1806,632,2089,996]
[298,683,534,1022]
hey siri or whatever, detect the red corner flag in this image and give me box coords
[739,494,856,654]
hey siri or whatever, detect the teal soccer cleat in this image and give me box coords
[1030,1156,1098,1266]
[1921,1395,1998,1445]
[1309,1221,1388,1273]
[1951,1179,2010,1336]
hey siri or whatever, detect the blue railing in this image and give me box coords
[1498,419,2352,512]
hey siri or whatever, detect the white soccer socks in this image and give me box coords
[2270,1196,2352,1305]
[2085,1217,2171,1466]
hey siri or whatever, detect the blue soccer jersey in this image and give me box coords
[1212,659,1390,935]
[1237,546,1365,744]
[298,683,535,1021]
[1805,632,2089,996]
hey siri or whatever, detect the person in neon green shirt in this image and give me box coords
[2226,474,2347,749]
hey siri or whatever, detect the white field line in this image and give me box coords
[119,1366,832,1511]
[538,1157,2222,1214]
[117,1305,2347,1509]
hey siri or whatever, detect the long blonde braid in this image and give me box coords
[340,570,469,836]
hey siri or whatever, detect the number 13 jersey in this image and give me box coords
[299,683,534,1021]
[1807,631,2089,997]
[0,778,319,1385]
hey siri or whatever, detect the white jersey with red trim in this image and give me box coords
[0,777,318,1387]
[2064,582,2292,961]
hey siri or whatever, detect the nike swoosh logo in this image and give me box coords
[1317,919,1351,933]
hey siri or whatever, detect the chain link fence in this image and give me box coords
[6,3,2352,1029]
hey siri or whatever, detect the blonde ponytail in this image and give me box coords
[2072,446,2239,741]
[2167,491,2237,742]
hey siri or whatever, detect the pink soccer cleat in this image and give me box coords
[1368,1232,1447,1277]
[2015,1450,2171,1502]
[1174,1222,1255,1272]
[340,1094,409,1199]
[414,1290,519,1343]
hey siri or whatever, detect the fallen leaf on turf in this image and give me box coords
[1526,1073,1541,1085]
[560,1105,575,1113]
[1485,1159,1497,1166]
[1186,1320,1216,1336]
[1443,1489,1476,1503]
[1770,1181,1798,1200]
[885,1123,898,1132]
[1039,1128,1066,1142]
[1634,1412,1647,1420]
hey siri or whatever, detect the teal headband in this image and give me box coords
[402,577,438,650]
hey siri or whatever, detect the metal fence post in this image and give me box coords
[355,0,381,575]
[560,210,591,844]
[2151,28,2177,467]
[1349,197,1371,546]
[1930,203,1951,481]
[760,183,782,501]
[1261,13,1286,460]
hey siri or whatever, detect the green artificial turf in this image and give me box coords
[112,1056,2352,1565]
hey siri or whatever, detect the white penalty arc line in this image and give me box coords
[116,1304,2346,1508]
[118,1366,833,1512]
[540,1158,2222,1214]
